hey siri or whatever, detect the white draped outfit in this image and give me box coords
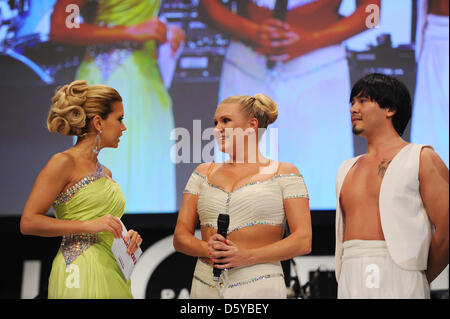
[335,144,432,299]
[184,166,309,299]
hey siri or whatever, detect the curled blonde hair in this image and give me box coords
[220,93,278,129]
[47,80,122,136]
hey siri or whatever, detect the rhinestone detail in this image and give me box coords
[193,272,284,289]
[193,275,216,289]
[193,170,304,194]
[92,48,133,82]
[53,163,104,206]
[227,273,284,288]
[60,233,99,267]
[284,194,309,199]
[203,220,285,234]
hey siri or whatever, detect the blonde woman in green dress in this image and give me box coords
[20,80,143,298]
[50,0,185,213]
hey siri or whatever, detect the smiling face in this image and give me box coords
[213,102,258,157]
[350,92,395,138]
[98,101,126,149]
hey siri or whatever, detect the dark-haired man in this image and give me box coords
[335,73,449,298]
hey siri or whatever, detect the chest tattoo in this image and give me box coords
[378,159,392,178]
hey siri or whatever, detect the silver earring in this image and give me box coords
[92,129,102,154]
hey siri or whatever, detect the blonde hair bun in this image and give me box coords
[47,80,122,136]
[220,93,278,129]
[252,93,278,126]
[47,80,88,136]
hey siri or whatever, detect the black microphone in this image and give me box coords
[273,0,288,22]
[267,0,288,69]
[213,213,230,282]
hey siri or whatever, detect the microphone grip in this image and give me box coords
[213,230,227,280]
[217,227,228,239]
[213,214,229,281]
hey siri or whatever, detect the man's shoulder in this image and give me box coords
[335,155,364,188]
[338,155,363,172]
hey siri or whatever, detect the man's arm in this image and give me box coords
[419,147,449,283]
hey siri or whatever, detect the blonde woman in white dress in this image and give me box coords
[173,94,312,298]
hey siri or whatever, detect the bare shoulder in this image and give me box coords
[194,162,214,176]
[37,152,75,186]
[277,162,301,175]
[420,147,448,171]
[46,152,75,174]
[421,146,444,162]
[420,146,449,181]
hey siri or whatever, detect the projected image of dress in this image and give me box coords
[200,0,378,209]
[50,0,184,213]
[411,0,449,167]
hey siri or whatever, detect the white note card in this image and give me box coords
[111,220,142,282]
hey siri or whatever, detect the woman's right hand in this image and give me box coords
[85,214,123,238]
[207,233,227,256]
[125,18,167,43]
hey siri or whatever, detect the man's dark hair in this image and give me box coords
[350,73,412,136]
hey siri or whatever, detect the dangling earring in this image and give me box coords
[92,129,102,154]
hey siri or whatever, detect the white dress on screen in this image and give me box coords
[215,0,353,210]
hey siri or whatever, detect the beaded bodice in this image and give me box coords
[52,162,125,221]
[53,163,104,207]
[52,162,126,267]
[184,170,309,233]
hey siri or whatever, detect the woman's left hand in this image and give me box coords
[168,25,186,54]
[124,229,143,255]
[209,236,252,269]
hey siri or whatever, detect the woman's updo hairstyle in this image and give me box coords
[47,80,122,136]
[220,94,278,129]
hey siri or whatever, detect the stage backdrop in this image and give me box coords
[1,0,448,215]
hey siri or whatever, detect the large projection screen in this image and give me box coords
[1,0,448,215]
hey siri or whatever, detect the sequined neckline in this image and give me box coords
[53,163,105,206]
[193,171,303,195]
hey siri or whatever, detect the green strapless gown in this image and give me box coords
[48,163,133,298]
